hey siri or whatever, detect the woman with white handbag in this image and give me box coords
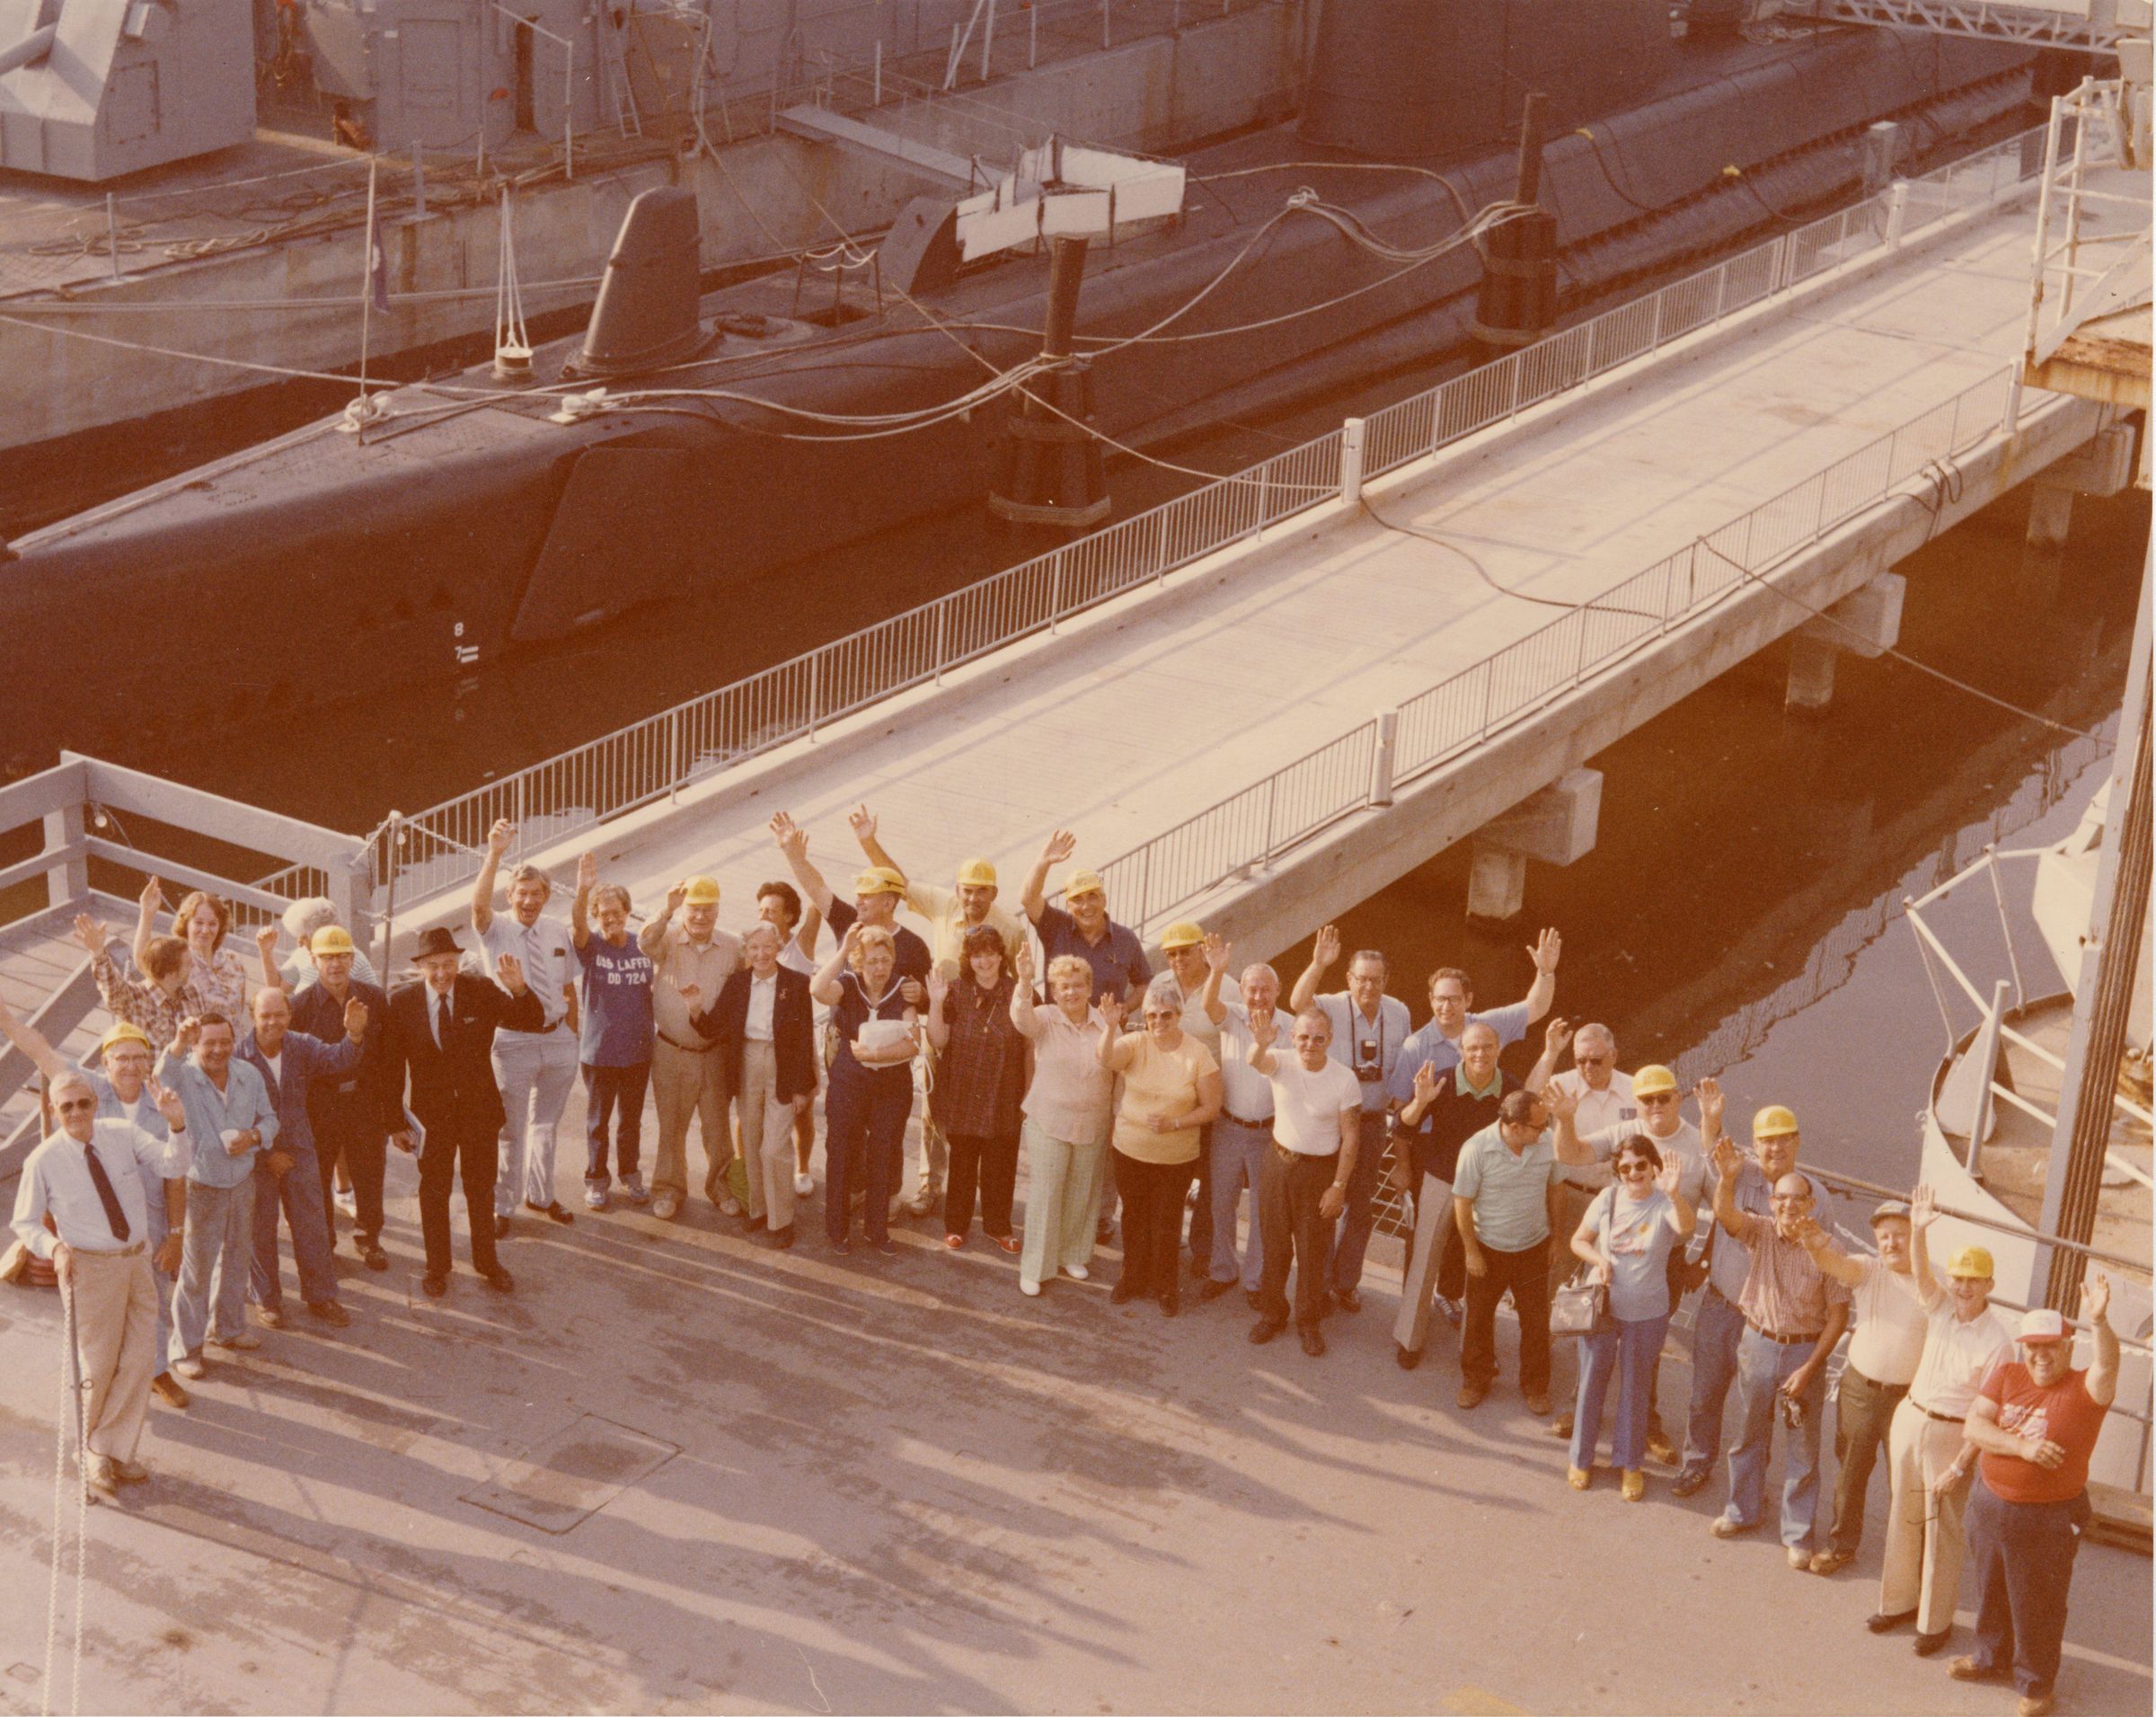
[1566,1137,1697,1500]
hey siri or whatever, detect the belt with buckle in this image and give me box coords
[81,1241,146,1259]
[658,1031,718,1054]
[1271,1142,1337,1165]
[1912,1401,1965,1424]
[1747,1321,1822,1346]
[1224,1110,1274,1131]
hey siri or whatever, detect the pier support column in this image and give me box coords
[2021,425,2138,604]
[1466,767,1601,922]
[1786,572,1904,714]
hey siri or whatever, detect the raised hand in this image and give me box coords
[1910,1182,1939,1232]
[925,970,950,1007]
[1529,926,1562,974]
[1013,942,1038,987]
[1203,932,1233,978]
[172,1016,200,1058]
[256,924,281,959]
[1794,1216,1830,1252]
[343,997,370,1040]
[665,881,687,917]
[1411,1059,1438,1104]
[1657,1155,1683,1199]
[770,811,808,861]
[496,951,527,994]
[1696,1075,1725,1137]
[575,852,598,894]
[1312,924,1341,970]
[139,876,165,915]
[1098,993,1127,1033]
[147,1077,185,1131]
[1544,1079,1579,1125]
[847,803,878,846]
[1248,1009,1277,1052]
[73,914,110,956]
[1710,1135,1742,1184]
[486,819,516,856]
[1543,1014,1573,1059]
[2084,1270,2111,1326]
[1041,828,1078,866]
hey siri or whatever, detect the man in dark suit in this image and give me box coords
[378,926,544,1297]
[689,923,817,1247]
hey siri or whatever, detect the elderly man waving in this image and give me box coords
[11,1068,192,1491]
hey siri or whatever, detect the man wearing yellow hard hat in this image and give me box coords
[640,873,743,1224]
[1673,1085,1833,1500]
[1862,1185,2011,1653]
[1018,830,1152,1007]
[846,804,1025,1217]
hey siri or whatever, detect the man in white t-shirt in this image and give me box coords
[1800,1198,1929,1576]
[1246,1010,1360,1358]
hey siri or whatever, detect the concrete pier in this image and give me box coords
[1466,767,1603,922]
[1786,571,1905,712]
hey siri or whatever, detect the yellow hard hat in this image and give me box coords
[956,858,998,889]
[99,1021,154,1056]
[682,875,722,906]
[1065,869,1105,899]
[1947,1245,1995,1280]
[1160,920,1205,951]
[1752,1103,1799,1139]
[1631,1064,1676,1099]
[853,866,906,897]
[309,925,357,957]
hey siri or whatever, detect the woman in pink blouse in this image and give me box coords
[1010,944,1114,1298]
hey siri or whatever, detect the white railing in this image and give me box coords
[365,123,2054,911]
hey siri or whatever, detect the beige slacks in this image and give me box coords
[736,1040,798,1232]
[650,1037,732,1202]
[70,1245,158,1463]
[1880,1396,1974,1635]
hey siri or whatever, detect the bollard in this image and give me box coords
[1884,179,1910,248]
[1367,710,1398,808]
[411,141,427,217]
[1339,416,1367,506]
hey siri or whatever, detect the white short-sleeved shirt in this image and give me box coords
[1909,1301,2015,1419]
[1266,1055,1361,1155]
[1215,1004,1279,1123]
[479,912,578,1031]
[1552,1067,1637,1190]
[1845,1258,1931,1387]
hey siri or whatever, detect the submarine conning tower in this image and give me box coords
[1300,0,1676,159]
[564,186,712,381]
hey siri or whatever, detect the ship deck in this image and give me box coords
[0,1105,2149,1715]
[1971,995,2154,1281]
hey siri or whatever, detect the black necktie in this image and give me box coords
[437,993,454,1051]
[82,1143,129,1243]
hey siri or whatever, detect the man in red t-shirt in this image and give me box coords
[1945,1274,2119,1717]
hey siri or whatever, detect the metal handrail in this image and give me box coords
[356,122,2055,917]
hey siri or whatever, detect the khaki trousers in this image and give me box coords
[736,1040,797,1232]
[70,1246,158,1462]
[1881,1396,1974,1635]
[650,1037,731,1202]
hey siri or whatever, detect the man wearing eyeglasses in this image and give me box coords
[10,1070,192,1491]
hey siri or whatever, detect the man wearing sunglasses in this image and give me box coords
[10,1069,191,1492]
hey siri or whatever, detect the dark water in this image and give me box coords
[1267,485,2147,1213]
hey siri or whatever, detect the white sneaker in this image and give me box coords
[622,1175,651,1207]
[718,1196,745,1218]
[334,1189,358,1218]
[1019,1278,1042,1297]
[793,1171,815,1198]
[1060,1263,1090,1281]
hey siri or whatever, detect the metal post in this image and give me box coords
[667,707,683,800]
[933,602,949,684]
[1029,3,1037,66]
[2036,541,2152,1318]
[980,0,994,79]
[1339,416,1366,505]
[2009,94,2069,437]
[873,38,881,104]
[1048,548,1065,632]
[807,652,821,739]
[105,193,120,282]
[411,141,428,218]
[1711,260,1727,323]
[1102,0,1110,49]
[1367,711,1398,808]
[564,45,575,180]
[1505,355,1522,418]
[1883,179,1910,248]
[375,813,402,986]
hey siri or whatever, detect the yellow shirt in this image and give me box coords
[1110,1032,1217,1165]
[904,880,1026,982]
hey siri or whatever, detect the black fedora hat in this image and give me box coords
[411,926,463,962]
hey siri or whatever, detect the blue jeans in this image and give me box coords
[1208,1116,1270,1289]
[1966,1477,2090,1699]
[1571,1312,1671,1473]
[136,1171,174,1380]
[170,1176,256,1363]
[1723,1325,1829,1547]
[1327,1110,1390,1295]
[249,1145,338,1310]
[1680,1288,1746,1479]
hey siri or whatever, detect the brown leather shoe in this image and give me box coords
[1809,1548,1855,1576]
[150,1374,190,1410]
[1948,1657,2006,1685]
[306,1300,352,1329]
[1456,1381,1489,1410]
[1524,1393,1552,1417]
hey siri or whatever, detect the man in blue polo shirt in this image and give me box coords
[1453,1088,1564,1414]
[1020,830,1151,1005]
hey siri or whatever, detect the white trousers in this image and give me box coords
[492,1026,579,1215]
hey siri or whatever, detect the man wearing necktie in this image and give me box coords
[10,1070,192,1491]
[376,926,544,1297]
